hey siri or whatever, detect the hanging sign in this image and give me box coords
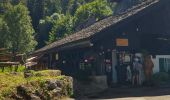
[116,38,129,46]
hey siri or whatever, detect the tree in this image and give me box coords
[3,3,37,54]
[43,0,62,16]
[27,0,44,30]
[0,0,13,14]
[37,13,58,48]
[47,0,115,44]
[74,0,113,30]
[0,16,10,48]
[8,0,116,48]
[48,13,74,44]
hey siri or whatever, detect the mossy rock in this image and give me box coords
[0,70,73,100]
[11,77,73,100]
[24,70,61,78]
[34,70,61,77]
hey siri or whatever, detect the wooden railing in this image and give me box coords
[0,49,25,72]
[0,62,20,72]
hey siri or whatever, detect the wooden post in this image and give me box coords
[49,53,53,69]
[2,66,4,72]
[10,65,12,72]
[15,65,18,72]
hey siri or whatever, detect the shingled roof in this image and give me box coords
[33,0,160,55]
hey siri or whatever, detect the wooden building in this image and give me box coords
[32,0,170,84]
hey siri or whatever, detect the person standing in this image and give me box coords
[126,65,132,83]
[143,55,154,86]
[106,63,112,87]
[132,57,140,86]
[138,60,143,85]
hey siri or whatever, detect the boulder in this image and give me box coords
[24,71,34,78]
[47,80,58,90]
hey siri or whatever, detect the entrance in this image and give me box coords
[116,51,133,85]
[112,50,117,83]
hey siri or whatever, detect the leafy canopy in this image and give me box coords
[47,0,114,44]
[74,0,113,27]
[48,14,74,43]
[2,3,37,53]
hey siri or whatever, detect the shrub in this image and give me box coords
[152,72,170,85]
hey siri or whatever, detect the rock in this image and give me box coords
[34,70,61,77]
[55,80,63,88]
[17,85,28,95]
[34,90,45,100]
[24,72,33,78]
[30,94,41,100]
[47,80,58,90]
[11,93,23,100]
[4,71,73,100]
[52,88,62,93]
[16,85,32,100]
[48,70,61,76]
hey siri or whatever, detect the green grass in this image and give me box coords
[0,65,26,73]
[0,72,26,99]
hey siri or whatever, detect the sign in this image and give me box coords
[116,38,129,46]
[124,54,131,63]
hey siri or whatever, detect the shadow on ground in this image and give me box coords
[86,87,170,99]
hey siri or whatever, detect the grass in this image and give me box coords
[0,70,67,99]
[0,65,26,73]
[0,72,26,99]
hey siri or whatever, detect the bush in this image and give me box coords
[152,72,170,85]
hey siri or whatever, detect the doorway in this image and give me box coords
[114,51,133,85]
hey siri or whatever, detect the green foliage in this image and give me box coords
[38,16,53,48]
[3,3,37,53]
[43,0,62,16]
[0,72,26,98]
[26,0,79,29]
[1,0,117,48]
[47,0,114,44]
[74,0,113,28]
[152,72,170,85]
[0,17,10,48]
[38,13,65,47]
[26,0,44,29]
[153,72,170,82]
[48,13,74,43]
[0,65,26,73]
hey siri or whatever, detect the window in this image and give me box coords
[159,58,170,72]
